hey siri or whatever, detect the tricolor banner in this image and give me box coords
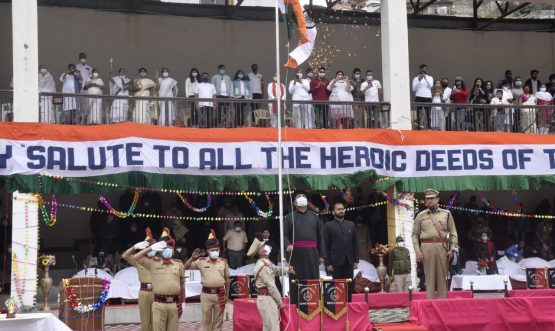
[322,279,349,320]
[526,268,547,289]
[228,275,250,300]
[296,279,321,321]
[0,123,555,193]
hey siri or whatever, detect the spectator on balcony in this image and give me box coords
[289,68,313,128]
[450,77,469,131]
[133,68,157,124]
[412,64,433,130]
[76,52,92,92]
[547,73,555,97]
[268,74,286,128]
[351,68,365,128]
[484,80,495,104]
[511,76,524,100]
[430,85,445,131]
[83,68,104,125]
[211,64,233,128]
[310,66,331,128]
[196,72,217,128]
[185,68,201,127]
[360,70,383,128]
[490,89,511,132]
[59,63,82,124]
[247,64,264,109]
[304,68,315,126]
[328,71,354,129]
[109,68,131,123]
[38,65,56,123]
[502,69,513,89]
[500,80,515,132]
[524,69,541,95]
[232,69,252,127]
[157,67,178,126]
[518,86,537,133]
[469,78,488,131]
[536,84,553,134]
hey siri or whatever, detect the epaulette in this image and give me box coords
[219,258,227,261]
[172,258,183,263]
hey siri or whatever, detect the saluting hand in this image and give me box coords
[191,248,201,260]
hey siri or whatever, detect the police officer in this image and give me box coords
[247,238,288,331]
[135,228,185,331]
[389,236,412,292]
[412,189,458,299]
[184,230,230,331]
[122,228,157,331]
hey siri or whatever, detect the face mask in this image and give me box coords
[503,86,509,91]
[455,82,462,87]
[366,75,373,81]
[263,238,269,241]
[147,250,156,257]
[238,74,244,79]
[397,242,405,247]
[80,58,87,64]
[139,72,147,78]
[209,250,219,259]
[295,196,308,207]
[296,73,303,78]
[354,74,361,79]
[162,72,169,78]
[514,81,522,87]
[263,245,272,256]
[273,76,278,81]
[337,76,344,80]
[219,69,225,75]
[481,236,488,242]
[540,87,547,92]
[202,77,209,83]
[319,72,325,77]
[92,72,99,78]
[441,82,448,88]
[192,72,198,77]
[120,73,126,78]
[307,72,314,78]
[40,68,47,74]
[162,248,173,259]
[235,226,241,232]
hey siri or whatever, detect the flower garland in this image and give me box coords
[99,190,140,218]
[176,193,212,213]
[34,194,57,226]
[243,193,273,218]
[62,278,111,313]
[12,202,32,306]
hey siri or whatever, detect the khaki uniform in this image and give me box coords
[190,257,230,331]
[126,255,154,331]
[254,258,283,331]
[139,257,184,331]
[412,208,458,299]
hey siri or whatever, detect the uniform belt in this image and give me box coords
[421,237,447,244]
[202,286,224,294]
[140,282,153,292]
[257,287,269,296]
[154,294,180,303]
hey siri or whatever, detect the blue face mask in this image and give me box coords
[147,250,156,257]
[139,72,147,78]
[162,248,173,259]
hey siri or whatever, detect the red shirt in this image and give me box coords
[310,77,331,101]
[450,86,469,104]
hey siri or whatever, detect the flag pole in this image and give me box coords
[275,0,286,298]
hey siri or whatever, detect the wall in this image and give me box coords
[0,4,554,91]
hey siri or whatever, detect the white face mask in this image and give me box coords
[238,74,244,79]
[273,76,278,81]
[40,68,47,74]
[162,72,169,78]
[219,69,225,75]
[397,242,405,247]
[354,74,361,79]
[263,238,269,241]
[367,75,373,81]
[296,73,303,78]
[540,87,547,92]
[209,250,220,259]
[481,236,488,242]
[192,72,198,77]
[162,248,173,259]
[92,72,99,78]
[295,196,308,207]
[235,226,241,232]
[263,245,272,256]
[307,72,314,78]
[80,58,87,64]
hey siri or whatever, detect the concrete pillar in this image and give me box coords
[12,0,39,122]
[381,0,412,130]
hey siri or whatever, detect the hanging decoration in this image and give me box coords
[34,194,57,226]
[243,193,273,218]
[62,278,111,313]
[99,190,140,218]
[446,192,458,209]
[341,189,354,205]
[176,193,212,213]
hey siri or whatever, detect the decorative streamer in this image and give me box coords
[243,193,273,218]
[176,193,212,213]
[62,278,111,313]
[34,194,57,226]
[99,190,140,218]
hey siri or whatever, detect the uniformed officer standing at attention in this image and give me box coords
[247,238,290,331]
[122,228,157,331]
[412,188,458,299]
[135,228,185,331]
[184,230,230,331]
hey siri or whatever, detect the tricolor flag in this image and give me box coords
[279,0,317,68]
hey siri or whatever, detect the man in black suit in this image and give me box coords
[261,228,279,264]
[323,201,359,300]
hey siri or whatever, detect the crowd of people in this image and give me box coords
[413,64,555,134]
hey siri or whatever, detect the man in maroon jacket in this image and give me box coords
[310,66,331,128]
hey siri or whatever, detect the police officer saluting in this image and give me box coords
[412,189,458,299]
[135,228,185,331]
[184,230,230,331]
[122,228,157,331]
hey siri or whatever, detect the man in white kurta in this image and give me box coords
[288,69,313,128]
[75,53,92,91]
[110,68,131,123]
[59,64,81,124]
[84,69,104,124]
[157,68,178,126]
[38,65,56,123]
